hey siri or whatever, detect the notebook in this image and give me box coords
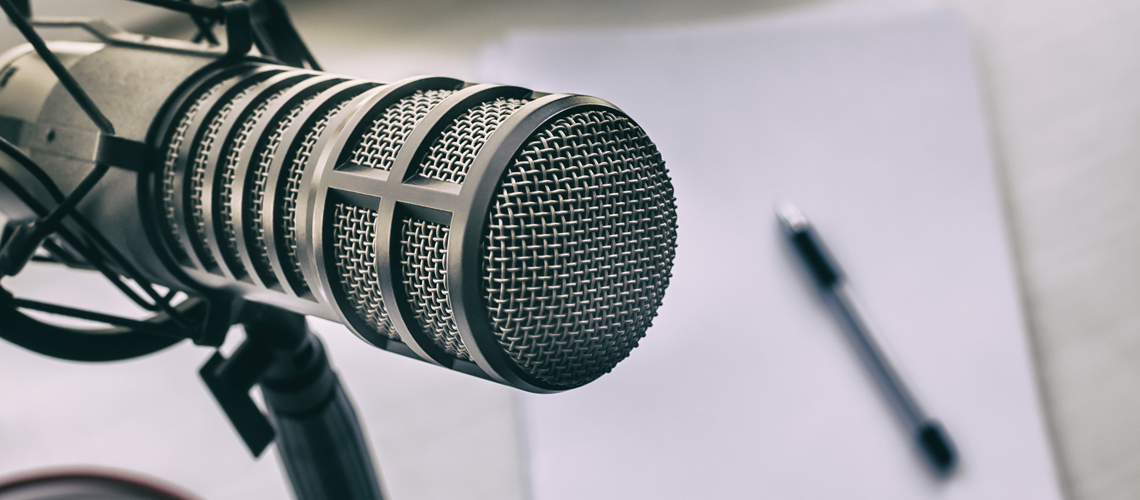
[477,2,1063,498]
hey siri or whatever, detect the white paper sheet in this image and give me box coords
[478,3,1063,499]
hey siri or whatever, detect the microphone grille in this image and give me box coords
[332,203,398,340]
[161,80,227,264]
[152,66,677,390]
[248,92,322,286]
[218,86,296,279]
[278,88,372,294]
[399,218,470,360]
[482,109,678,388]
[189,77,270,272]
[415,97,530,184]
[348,89,456,171]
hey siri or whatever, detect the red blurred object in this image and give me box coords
[0,467,200,500]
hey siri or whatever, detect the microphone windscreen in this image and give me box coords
[478,109,677,388]
[156,65,677,392]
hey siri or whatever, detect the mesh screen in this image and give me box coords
[246,93,320,286]
[162,80,225,262]
[217,85,296,278]
[346,89,454,171]
[187,77,266,271]
[482,109,677,388]
[416,97,529,184]
[332,203,398,340]
[277,90,367,294]
[399,217,469,360]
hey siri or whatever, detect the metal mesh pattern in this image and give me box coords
[417,97,530,184]
[278,91,364,294]
[188,79,264,270]
[346,89,454,171]
[399,218,469,360]
[217,85,296,278]
[162,80,225,261]
[332,203,397,340]
[482,110,678,388]
[246,93,319,285]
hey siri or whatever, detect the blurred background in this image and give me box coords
[0,0,1137,499]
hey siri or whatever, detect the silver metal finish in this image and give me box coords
[276,84,377,296]
[414,97,530,184]
[188,71,278,272]
[348,89,455,172]
[161,79,224,264]
[331,203,397,340]
[479,109,678,388]
[211,72,315,281]
[153,62,678,391]
[250,93,318,285]
[399,217,467,360]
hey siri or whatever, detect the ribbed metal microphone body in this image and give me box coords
[0,42,678,392]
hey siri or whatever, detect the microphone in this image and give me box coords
[0,40,678,392]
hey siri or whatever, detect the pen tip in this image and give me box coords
[917,421,957,475]
[774,199,809,231]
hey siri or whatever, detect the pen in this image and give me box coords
[775,200,957,475]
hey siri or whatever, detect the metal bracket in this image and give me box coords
[200,338,277,457]
[246,0,320,70]
[219,0,253,63]
[0,116,149,172]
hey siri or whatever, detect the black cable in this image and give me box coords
[0,166,164,310]
[0,0,115,134]
[25,162,111,248]
[0,135,64,203]
[63,197,190,318]
[0,162,101,269]
[0,288,203,361]
[190,16,219,45]
[0,137,180,309]
[38,238,94,269]
[8,297,191,338]
[180,0,220,46]
[0,0,210,321]
[0,137,190,320]
[0,0,217,331]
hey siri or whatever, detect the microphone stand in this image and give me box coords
[201,306,385,500]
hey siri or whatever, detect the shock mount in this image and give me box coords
[0,1,385,498]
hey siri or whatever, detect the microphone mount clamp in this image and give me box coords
[200,304,384,499]
[0,0,323,359]
[0,0,194,331]
[0,2,383,498]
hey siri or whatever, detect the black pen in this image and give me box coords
[776,200,957,475]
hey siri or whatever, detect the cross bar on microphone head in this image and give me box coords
[148,53,678,393]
